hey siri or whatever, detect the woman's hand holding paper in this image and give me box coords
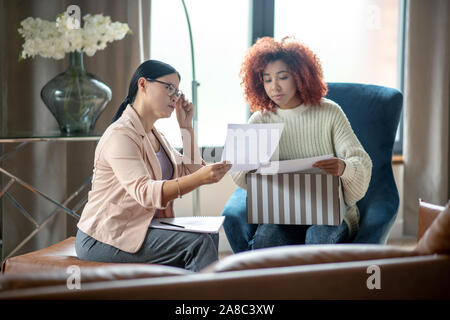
[312,157,346,176]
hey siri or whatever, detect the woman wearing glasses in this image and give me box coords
[75,60,232,271]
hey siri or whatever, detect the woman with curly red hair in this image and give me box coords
[223,37,372,252]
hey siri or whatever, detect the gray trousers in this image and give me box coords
[75,228,219,272]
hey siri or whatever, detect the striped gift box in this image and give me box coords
[246,171,345,225]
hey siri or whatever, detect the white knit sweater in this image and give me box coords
[230,98,372,237]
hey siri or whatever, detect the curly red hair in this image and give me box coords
[240,36,327,113]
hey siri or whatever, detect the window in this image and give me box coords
[150,0,250,148]
[275,0,404,154]
[275,0,401,88]
[150,0,405,153]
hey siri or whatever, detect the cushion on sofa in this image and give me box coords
[1,237,192,277]
[415,200,450,255]
[1,237,123,274]
[211,244,417,272]
[0,264,192,291]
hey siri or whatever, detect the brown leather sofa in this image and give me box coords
[0,199,449,300]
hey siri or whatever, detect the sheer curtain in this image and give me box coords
[0,0,149,257]
[403,0,449,236]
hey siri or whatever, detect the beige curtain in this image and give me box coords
[0,0,150,258]
[403,0,450,236]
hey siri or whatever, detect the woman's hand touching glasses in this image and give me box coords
[175,94,194,129]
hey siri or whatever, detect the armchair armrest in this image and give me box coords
[418,199,445,241]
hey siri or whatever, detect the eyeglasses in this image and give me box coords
[146,78,183,100]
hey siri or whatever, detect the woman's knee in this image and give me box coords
[222,188,247,219]
[222,202,250,234]
[252,225,278,249]
[222,205,246,223]
[201,233,219,251]
[188,233,219,270]
[222,212,242,233]
[305,222,350,244]
[194,234,218,262]
[252,224,309,249]
[209,233,219,248]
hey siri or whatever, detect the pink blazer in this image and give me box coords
[77,105,205,253]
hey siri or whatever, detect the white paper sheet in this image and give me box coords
[255,154,334,175]
[221,123,284,172]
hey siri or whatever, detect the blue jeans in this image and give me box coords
[222,188,351,253]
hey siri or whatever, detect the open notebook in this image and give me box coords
[149,216,225,234]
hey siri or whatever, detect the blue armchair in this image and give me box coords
[221,83,403,246]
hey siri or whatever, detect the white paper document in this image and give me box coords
[221,123,285,172]
[255,154,334,175]
[150,216,225,234]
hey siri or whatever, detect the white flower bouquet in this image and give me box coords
[18,11,132,60]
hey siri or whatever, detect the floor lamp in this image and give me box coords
[181,0,201,216]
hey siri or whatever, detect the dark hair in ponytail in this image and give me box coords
[112,60,180,122]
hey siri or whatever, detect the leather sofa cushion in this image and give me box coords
[415,200,450,255]
[1,237,191,278]
[0,264,192,291]
[2,237,121,274]
[211,244,418,272]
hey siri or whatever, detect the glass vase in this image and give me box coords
[41,51,112,134]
